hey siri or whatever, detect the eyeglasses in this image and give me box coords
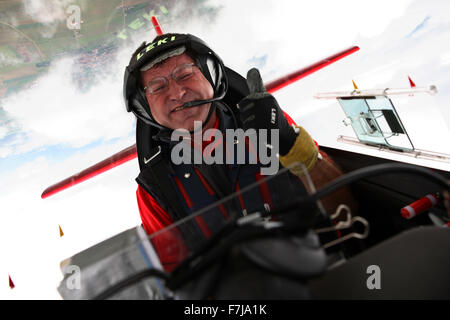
[143,63,198,95]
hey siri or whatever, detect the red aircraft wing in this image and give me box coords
[41,46,359,199]
[265,46,359,93]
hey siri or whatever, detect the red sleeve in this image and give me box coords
[282,110,319,148]
[136,186,188,272]
[136,185,174,234]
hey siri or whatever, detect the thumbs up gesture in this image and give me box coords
[238,68,297,156]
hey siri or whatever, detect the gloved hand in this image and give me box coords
[237,68,297,156]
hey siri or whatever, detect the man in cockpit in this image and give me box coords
[123,33,356,271]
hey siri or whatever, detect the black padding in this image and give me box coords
[309,226,450,299]
[382,109,405,134]
[223,66,249,109]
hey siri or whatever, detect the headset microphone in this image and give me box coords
[182,81,227,108]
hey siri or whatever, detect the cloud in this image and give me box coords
[21,0,78,38]
[22,0,74,24]
[2,51,136,158]
[264,0,450,153]
[0,125,8,139]
[159,0,450,163]
[406,16,431,38]
[0,52,22,68]
[0,137,140,299]
[166,0,412,76]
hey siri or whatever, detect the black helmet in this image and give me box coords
[123,33,228,129]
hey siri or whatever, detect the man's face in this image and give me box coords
[141,53,214,131]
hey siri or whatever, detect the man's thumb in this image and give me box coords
[246,68,267,94]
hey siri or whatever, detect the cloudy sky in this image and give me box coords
[1,0,449,299]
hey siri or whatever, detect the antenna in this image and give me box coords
[151,16,164,35]
[408,76,416,88]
